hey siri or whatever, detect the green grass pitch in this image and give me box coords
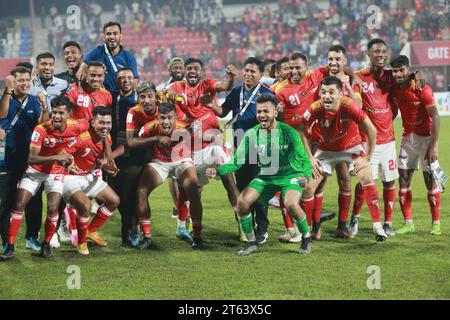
[1,118,449,299]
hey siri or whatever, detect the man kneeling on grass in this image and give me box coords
[216,94,313,256]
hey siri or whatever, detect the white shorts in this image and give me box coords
[62,173,108,202]
[149,158,194,182]
[398,133,432,172]
[363,141,399,182]
[18,166,64,196]
[193,143,232,186]
[315,144,365,176]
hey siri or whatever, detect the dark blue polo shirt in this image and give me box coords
[0,94,41,172]
[221,83,275,148]
[84,45,139,95]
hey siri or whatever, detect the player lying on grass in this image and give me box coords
[297,76,388,242]
[217,94,313,256]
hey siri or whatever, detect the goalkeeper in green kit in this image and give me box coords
[217,94,313,255]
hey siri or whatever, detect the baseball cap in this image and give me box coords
[137,81,156,94]
[168,57,184,69]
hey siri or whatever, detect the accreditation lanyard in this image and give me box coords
[115,91,137,131]
[104,44,118,73]
[238,83,261,117]
[7,96,29,135]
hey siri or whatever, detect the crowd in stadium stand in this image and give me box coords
[25,0,450,87]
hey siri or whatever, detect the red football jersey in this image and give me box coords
[29,119,90,174]
[190,109,220,150]
[275,67,328,127]
[64,129,112,175]
[126,105,159,132]
[171,79,217,120]
[301,96,366,151]
[65,83,113,120]
[138,120,190,162]
[391,82,436,137]
[355,67,395,144]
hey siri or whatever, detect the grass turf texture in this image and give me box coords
[1,118,449,299]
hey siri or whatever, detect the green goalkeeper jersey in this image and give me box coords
[218,121,312,180]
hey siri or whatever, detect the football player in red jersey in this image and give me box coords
[65,61,112,120]
[297,77,388,242]
[1,95,84,260]
[167,58,241,241]
[273,52,329,242]
[347,39,399,237]
[306,45,363,240]
[390,55,442,235]
[62,106,120,255]
[127,103,204,250]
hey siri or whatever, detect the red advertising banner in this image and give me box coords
[0,58,31,79]
[411,41,450,66]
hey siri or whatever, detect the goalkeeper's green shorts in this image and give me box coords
[248,174,305,205]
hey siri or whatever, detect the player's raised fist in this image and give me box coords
[226,65,237,77]
[4,75,16,90]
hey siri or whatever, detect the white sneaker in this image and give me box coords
[57,221,71,243]
[288,233,303,243]
[373,223,387,242]
[50,233,61,248]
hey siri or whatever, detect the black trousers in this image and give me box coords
[234,164,269,236]
[109,159,144,243]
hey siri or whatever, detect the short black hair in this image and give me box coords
[159,102,176,115]
[320,76,343,91]
[117,67,135,77]
[368,38,386,51]
[87,61,106,69]
[51,95,73,112]
[92,106,112,118]
[16,61,34,71]
[274,57,290,72]
[256,94,277,107]
[11,66,31,77]
[184,57,204,69]
[390,55,410,68]
[328,44,346,55]
[36,52,55,63]
[290,52,308,64]
[63,41,82,52]
[103,21,121,33]
[244,57,264,73]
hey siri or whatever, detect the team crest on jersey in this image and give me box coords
[303,110,311,121]
[320,119,330,128]
[67,137,77,147]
